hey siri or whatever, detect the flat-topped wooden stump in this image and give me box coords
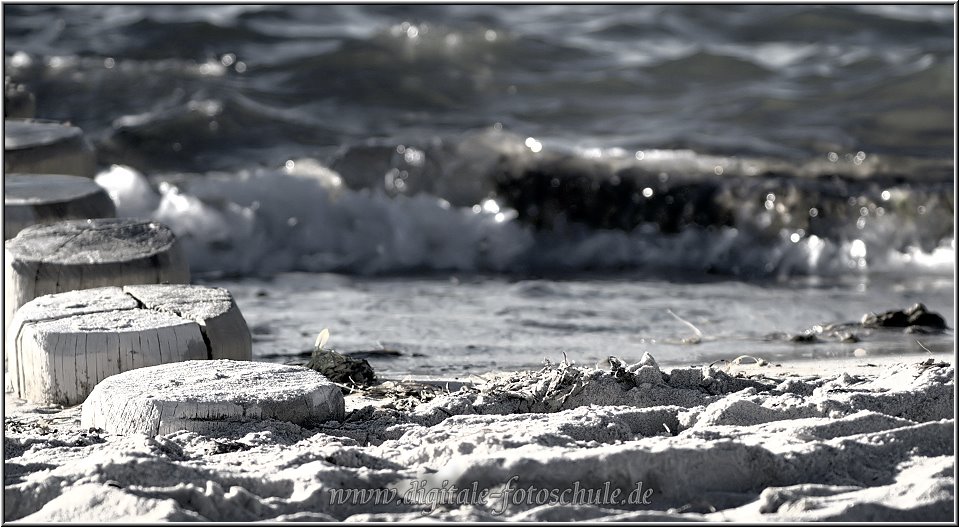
[4,119,96,177]
[4,218,190,330]
[7,285,252,405]
[81,360,345,435]
[4,174,117,240]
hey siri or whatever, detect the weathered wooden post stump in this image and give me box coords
[4,174,117,240]
[122,284,252,362]
[7,285,253,405]
[81,360,345,435]
[4,119,96,178]
[4,218,190,330]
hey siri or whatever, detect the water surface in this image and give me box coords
[4,5,954,373]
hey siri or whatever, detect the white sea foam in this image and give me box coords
[96,164,531,276]
[95,163,954,278]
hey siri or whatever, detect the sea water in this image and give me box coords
[4,5,954,375]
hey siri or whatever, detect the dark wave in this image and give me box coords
[496,151,953,252]
[6,5,953,175]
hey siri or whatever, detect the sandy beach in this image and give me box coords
[4,352,954,522]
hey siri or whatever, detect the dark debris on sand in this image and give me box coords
[767,302,948,344]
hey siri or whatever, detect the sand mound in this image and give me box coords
[3,358,954,521]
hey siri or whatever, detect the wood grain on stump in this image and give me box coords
[4,218,190,330]
[4,174,117,240]
[124,284,253,362]
[4,119,96,178]
[81,360,345,435]
[7,285,253,405]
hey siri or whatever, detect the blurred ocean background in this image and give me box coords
[3,4,954,375]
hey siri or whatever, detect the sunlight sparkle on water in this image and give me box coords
[525,137,542,153]
[482,199,501,214]
[850,239,867,259]
[392,22,422,39]
[403,147,425,166]
[583,148,603,159]
[198,60,226,76]
[11,51,31,68]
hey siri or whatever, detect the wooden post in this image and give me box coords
[4,119,97,178]
[7,285,253,405]
[4,174,117,240]
[4,218,190,332]
[80,360,345,435]
[11,308,207,406]
[123,284,253,362]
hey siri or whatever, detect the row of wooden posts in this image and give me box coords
[4,117,256,406]
[3,82,345,435]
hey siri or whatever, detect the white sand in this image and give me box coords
[2,353,954,522]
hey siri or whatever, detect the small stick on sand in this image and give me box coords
[915,339,934,354]
[730,355,769,367]
[667,308,703,344]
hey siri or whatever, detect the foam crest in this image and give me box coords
[97,164,531,276]
[95,162,953,280]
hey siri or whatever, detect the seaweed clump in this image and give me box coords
[861,303,947,332]
[306,329,377,392]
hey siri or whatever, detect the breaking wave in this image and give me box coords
[95,129,954,279]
